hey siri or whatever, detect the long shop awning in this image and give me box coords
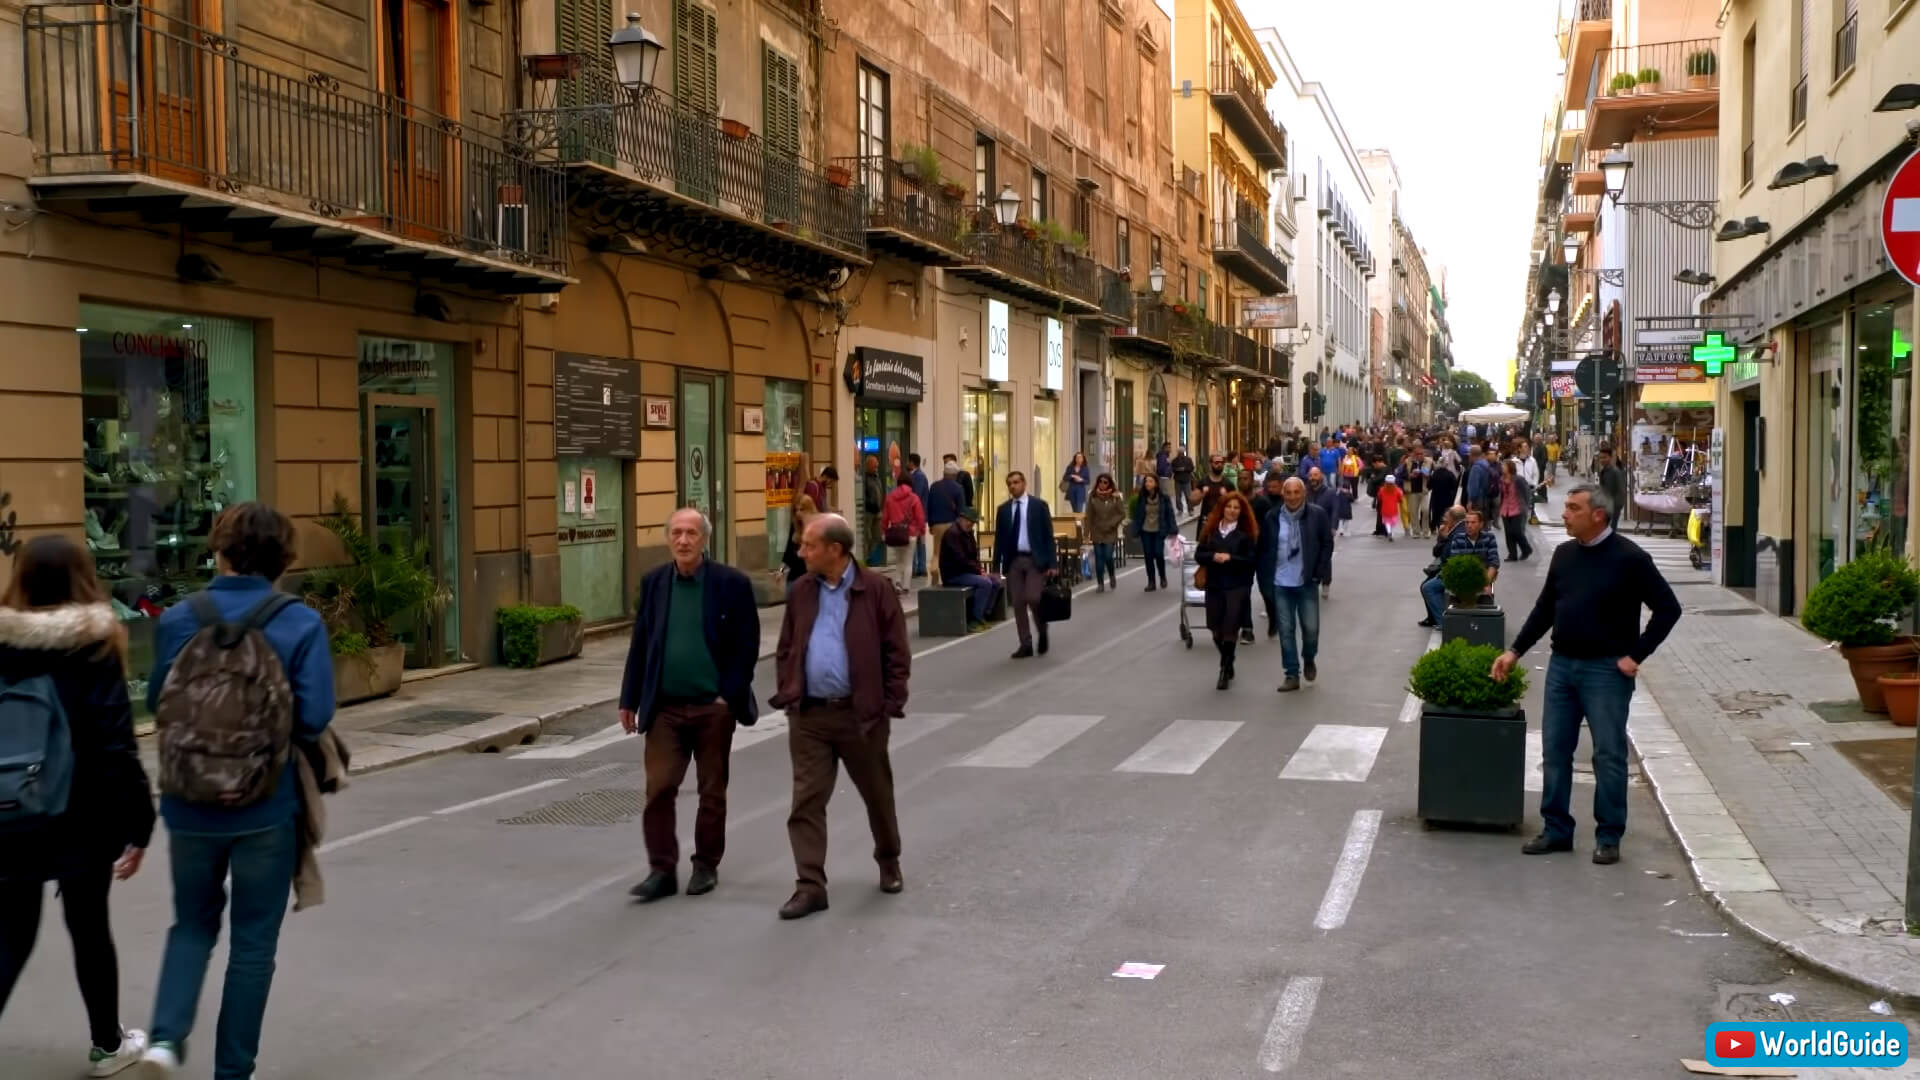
[1637,382,1714,408]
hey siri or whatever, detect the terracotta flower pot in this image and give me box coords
[1840,641,1919,713]
[1880,673,1920,727]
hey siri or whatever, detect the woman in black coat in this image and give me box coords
[0,535,155,1073]
[1198,492,1260,690]
[1427,458,1461,533]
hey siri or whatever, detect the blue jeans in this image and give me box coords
[944,572,999,623]
[1272,583,1320,678]
[1258,579,1279,635]
[1540,654,1635,845]
[1138,531,1166,587]
[152,819,298,1079]
[913,536,927,577]
[1093,542,1116,583]
[1420,575,1448,624]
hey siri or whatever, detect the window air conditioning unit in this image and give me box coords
[904,191,934,226]
[1292,173,1308,201]
[496,184,528,251]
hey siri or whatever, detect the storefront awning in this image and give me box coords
[1638,382,1714,408]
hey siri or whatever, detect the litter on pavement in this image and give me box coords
[1679,1060,1797,1077]
[1768,992,1796,1007]
[1870,999,1894,1016]
[1112,963,1165,980]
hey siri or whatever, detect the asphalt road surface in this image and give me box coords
[5,524,1913,1079]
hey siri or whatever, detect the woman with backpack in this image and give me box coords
[0,535,155,1076]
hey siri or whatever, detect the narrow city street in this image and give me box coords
[6,532,1905,1079]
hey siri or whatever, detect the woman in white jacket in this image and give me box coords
[1511,440,1542,530]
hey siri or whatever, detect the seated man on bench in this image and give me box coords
[1419,506,1500,629]
[939,506,1002,632]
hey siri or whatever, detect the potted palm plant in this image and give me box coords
[1685,51,1718,89]
[1800,550,1920,713]
[1439,553,1504,648]
[1411,639,1530,828]
[1636,67,1661,94]
[897,143,941,188]
[300,500,451,705]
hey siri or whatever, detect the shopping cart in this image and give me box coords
[1169,532,1205,649]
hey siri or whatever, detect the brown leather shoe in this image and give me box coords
[879,864,904,894]
[778,891,829,920]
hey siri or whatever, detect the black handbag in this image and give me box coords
[1038,576,1073,623]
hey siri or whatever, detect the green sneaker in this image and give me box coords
[87,1028,146,1076]
[968,622,991,633]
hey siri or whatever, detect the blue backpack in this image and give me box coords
[0,672,74,829]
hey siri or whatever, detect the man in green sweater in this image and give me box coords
[1493,484,1681,866]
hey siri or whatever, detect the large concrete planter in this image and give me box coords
[1418,704,1527,828]
[530,618,584,667]
[1841,642,1917,713]
[1441,602,1505,649]
[333,643,405,706]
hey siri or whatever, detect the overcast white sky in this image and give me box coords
[1239,0,1564,393]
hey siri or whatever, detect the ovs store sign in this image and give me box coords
[987,299,1010,382]
[1044,317,1065,391]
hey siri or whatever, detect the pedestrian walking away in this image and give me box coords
[1493,485,1682,865]
[937,509,1002,630]
[0,536,156,1077]
[140,502,336,1079]
[619,508,762,904]
[994,471,1059,658]
[1131,474,1175,593]
[770,514,910,920]
[1083,473,1126,592]
[881,473,926,598]
[1197,492,1259,689]
[1258,478,1334,692]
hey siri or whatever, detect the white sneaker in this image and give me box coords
[88,1029,147,1077]
[136,1041,180,1077]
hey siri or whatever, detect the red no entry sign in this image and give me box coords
[1882,148,1920,288]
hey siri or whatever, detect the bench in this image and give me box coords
[918,586,974,637]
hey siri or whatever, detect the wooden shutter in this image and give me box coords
[675,0,718,112]
[762,44,800,156]
[556,0,612,58]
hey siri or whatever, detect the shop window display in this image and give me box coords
[1852,301,1913,561]
[78,304,257,704]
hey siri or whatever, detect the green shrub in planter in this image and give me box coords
[1801,551,1920,646]
[1686,51,1718,76]
[1609,71,1638,92]
[1637,67,1661,85]
[499,604,584,668]
[1440,553,1489,607]
[1410,639,1528,711]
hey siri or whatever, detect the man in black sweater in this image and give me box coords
[1492,484,1681,866]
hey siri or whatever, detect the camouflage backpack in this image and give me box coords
[154,591,298,807]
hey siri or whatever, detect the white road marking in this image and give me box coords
[732,713,788,751]
[1114,719,1242,774]
[957,714,1104,768]
[317,815,429,854]
[514,722,629,760]
[1525,731,1543,792]
[513,868,636,924]
[970,608,1176,712]
[1257,975,1325,1072]
[1396,695,1422,725]
[1313,810,1382,931]
[1279,725,1388,783]
[890,712,968,750]
[432,778,569,816]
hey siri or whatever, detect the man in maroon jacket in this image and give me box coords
[770,513,911,920]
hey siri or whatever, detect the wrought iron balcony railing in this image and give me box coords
[829,154,969,260]
[1098,267,1133,323]
[1209,60,1286,169]
[1588,38,1720,108]
[1211,219,1289,294]
[511,68,865,257]
[24,4,567,275]
[1573,0,1611,21]
[959,223,1100,309]
[1229,330,1261,371]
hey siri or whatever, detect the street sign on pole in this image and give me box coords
[1881,147,1920,289]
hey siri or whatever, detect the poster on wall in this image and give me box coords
[564,481,577,514]
[987,299,1010,382]
[765,451,803,508]
[1044,318,1065,391]
[580,468,597,520]
[554,353,639,457]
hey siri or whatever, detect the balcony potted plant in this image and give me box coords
[940,180,969,202]
[1438,553,1503,648]
[1410,638,1529,828]
[1636,67,1661,94]
[1608,71,1637,95]
[721,117,752,141]
[897,143,941,188]
[826,163,854,188]
[498,604,586,668]
[1686,50,1718,89]
[1800,549,1920,713]
[300,499,450,705]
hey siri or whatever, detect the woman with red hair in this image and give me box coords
[1197,491,1259,690]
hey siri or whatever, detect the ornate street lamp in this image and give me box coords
[1562,233,1580,265]
[1148,263,1166,293]
[993,185,1021,227]
[609,13,664,95]
[1600,145,1633,204]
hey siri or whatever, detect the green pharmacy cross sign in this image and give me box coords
[1692,332,1737,376]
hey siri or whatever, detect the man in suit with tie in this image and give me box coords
[993,470,1058,659]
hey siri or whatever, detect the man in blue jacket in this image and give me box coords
[993,471,1057,660]
[925,461,967,586]
[1258,477,1335,692]
[142,503,334,1079]
[619,508,760,903]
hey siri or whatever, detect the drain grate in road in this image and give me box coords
[371,708,497,736]
[499,788,646,827]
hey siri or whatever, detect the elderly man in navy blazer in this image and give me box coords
[618,508,761,903]
[993,470,1058,659]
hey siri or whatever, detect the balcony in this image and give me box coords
[1097,267,1133,325]
[831,156,969,265]
[1109,299,1227,365]
[947,220,1101,315]
[1563,192,1599,234]
[1211,219,1289,294]
[1584,38,1720,146]
[1209,61,1286,170]
[1561,0,1614,112]
[510,65,865,286]
[23,4,568,293]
